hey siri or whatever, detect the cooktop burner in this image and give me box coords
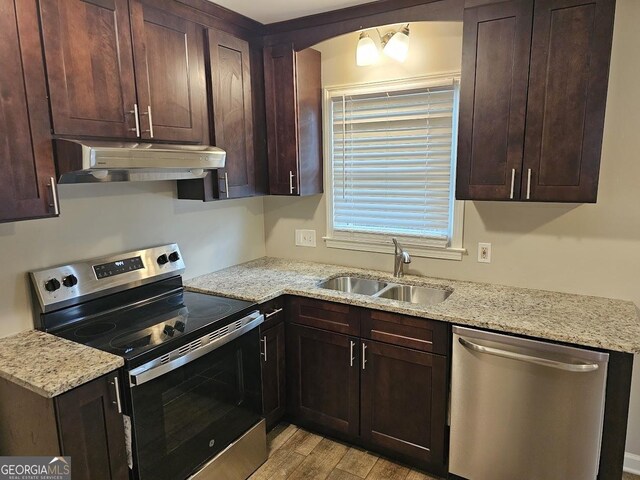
[53,290,256,363]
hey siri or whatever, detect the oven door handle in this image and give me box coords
[129,312,264,388]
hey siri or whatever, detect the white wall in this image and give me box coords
[263,9,640,459]
[0,182,265,337]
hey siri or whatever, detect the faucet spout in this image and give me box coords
[392,238,411,277]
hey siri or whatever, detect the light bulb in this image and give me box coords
[356,32,379,66]
[383,26,410,63]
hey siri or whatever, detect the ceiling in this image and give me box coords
[208,0,378,24]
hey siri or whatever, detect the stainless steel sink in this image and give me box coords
[376,284,452,305]
[317,276,389,296]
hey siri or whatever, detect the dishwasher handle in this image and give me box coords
[458,337,600,373]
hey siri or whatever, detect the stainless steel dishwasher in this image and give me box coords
[450,326,609,480]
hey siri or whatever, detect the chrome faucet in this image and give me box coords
[392,238,411,277]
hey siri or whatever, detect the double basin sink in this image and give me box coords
[318,276,452,306]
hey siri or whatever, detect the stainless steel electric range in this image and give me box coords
[29,244,267,480]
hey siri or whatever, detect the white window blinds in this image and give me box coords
[330,80,458,244]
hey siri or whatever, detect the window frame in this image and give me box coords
[323,73,465,261]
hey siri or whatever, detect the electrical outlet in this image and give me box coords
[478,243,492,263]
[295,229,317,247]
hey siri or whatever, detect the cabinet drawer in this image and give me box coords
[260,297,285,331]
[287,297,359,336]
[361,310,448,355]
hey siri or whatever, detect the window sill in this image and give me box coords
[323,236,466,261]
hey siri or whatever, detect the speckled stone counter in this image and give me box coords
[0,330,123,398]
[187,257,640,354]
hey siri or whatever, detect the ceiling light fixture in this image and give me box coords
[382,25,410,63]
[356,32,379,66]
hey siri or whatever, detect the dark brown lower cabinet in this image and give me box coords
[261,321,286,430]
[286,323,360,440]
[360,340,448,475]
[0,372,128,480]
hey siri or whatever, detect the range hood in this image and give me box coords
[53,139,226,184]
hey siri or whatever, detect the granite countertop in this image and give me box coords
[0,330,123,398]
[187,257,640,354]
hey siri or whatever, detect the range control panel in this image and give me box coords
[30,244,185,313]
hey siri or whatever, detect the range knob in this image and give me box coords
[157,254,169,265]
[62,274,78,288]
[44,278,61,292]
[163,324,175,337]
[174,321,186,333]
[168,251,180,263]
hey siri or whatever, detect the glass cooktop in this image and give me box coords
[54,291,256,364]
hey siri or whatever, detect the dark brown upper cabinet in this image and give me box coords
[456,0,616,203]
[522,0,615,202]
[129,1,208,143]
[38,0,138,138]
[209,29,256,198]
[0,0,58,223]
[177,28,261,201]
[264,45,323,196]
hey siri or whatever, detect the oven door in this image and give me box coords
[128,316,263,480]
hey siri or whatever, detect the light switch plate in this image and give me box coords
[295,229,317,247]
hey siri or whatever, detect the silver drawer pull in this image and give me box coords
[510,168,516,200]
[362,342,367,370]
[350,341,355,367]
[526,168,532,200]
[264,308,283,319]
[458,337,599,372]
[261,336,267,362]
[111,376,123,413]
[47,177,59,215]
[129,103,140,137]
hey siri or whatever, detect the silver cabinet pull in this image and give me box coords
[224,172,230,199]
[362,342,367,370]
[510,168,516,200]
[526,169,532,200]
[264,308,283,319]
[289,171,295,194]
[350,341,355,367]
[111,376,123,413]
[129,104,140,137]
[140,105,154,138]
[458,337,599,372]
[261,336,267,362]
[47,177,59,215]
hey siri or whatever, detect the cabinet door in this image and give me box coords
[260,322,286,430]
[360,340,447,474]
[55,373,128,480]
[39,0,138,138]
[209,29,256,198]
[456,0,533,200]
[130,1,207,143]
[0,0,58,223]
[286,324,359,439]
[264,44,299,195]
[522,0,615,203]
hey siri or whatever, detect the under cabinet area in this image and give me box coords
[456,0,616,203]
[284,296,450,476]
[0,372,128,480]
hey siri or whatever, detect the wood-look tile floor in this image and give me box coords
[251,423,640,480]
[250,423,441,480]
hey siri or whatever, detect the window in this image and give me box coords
[324,74,465,260]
